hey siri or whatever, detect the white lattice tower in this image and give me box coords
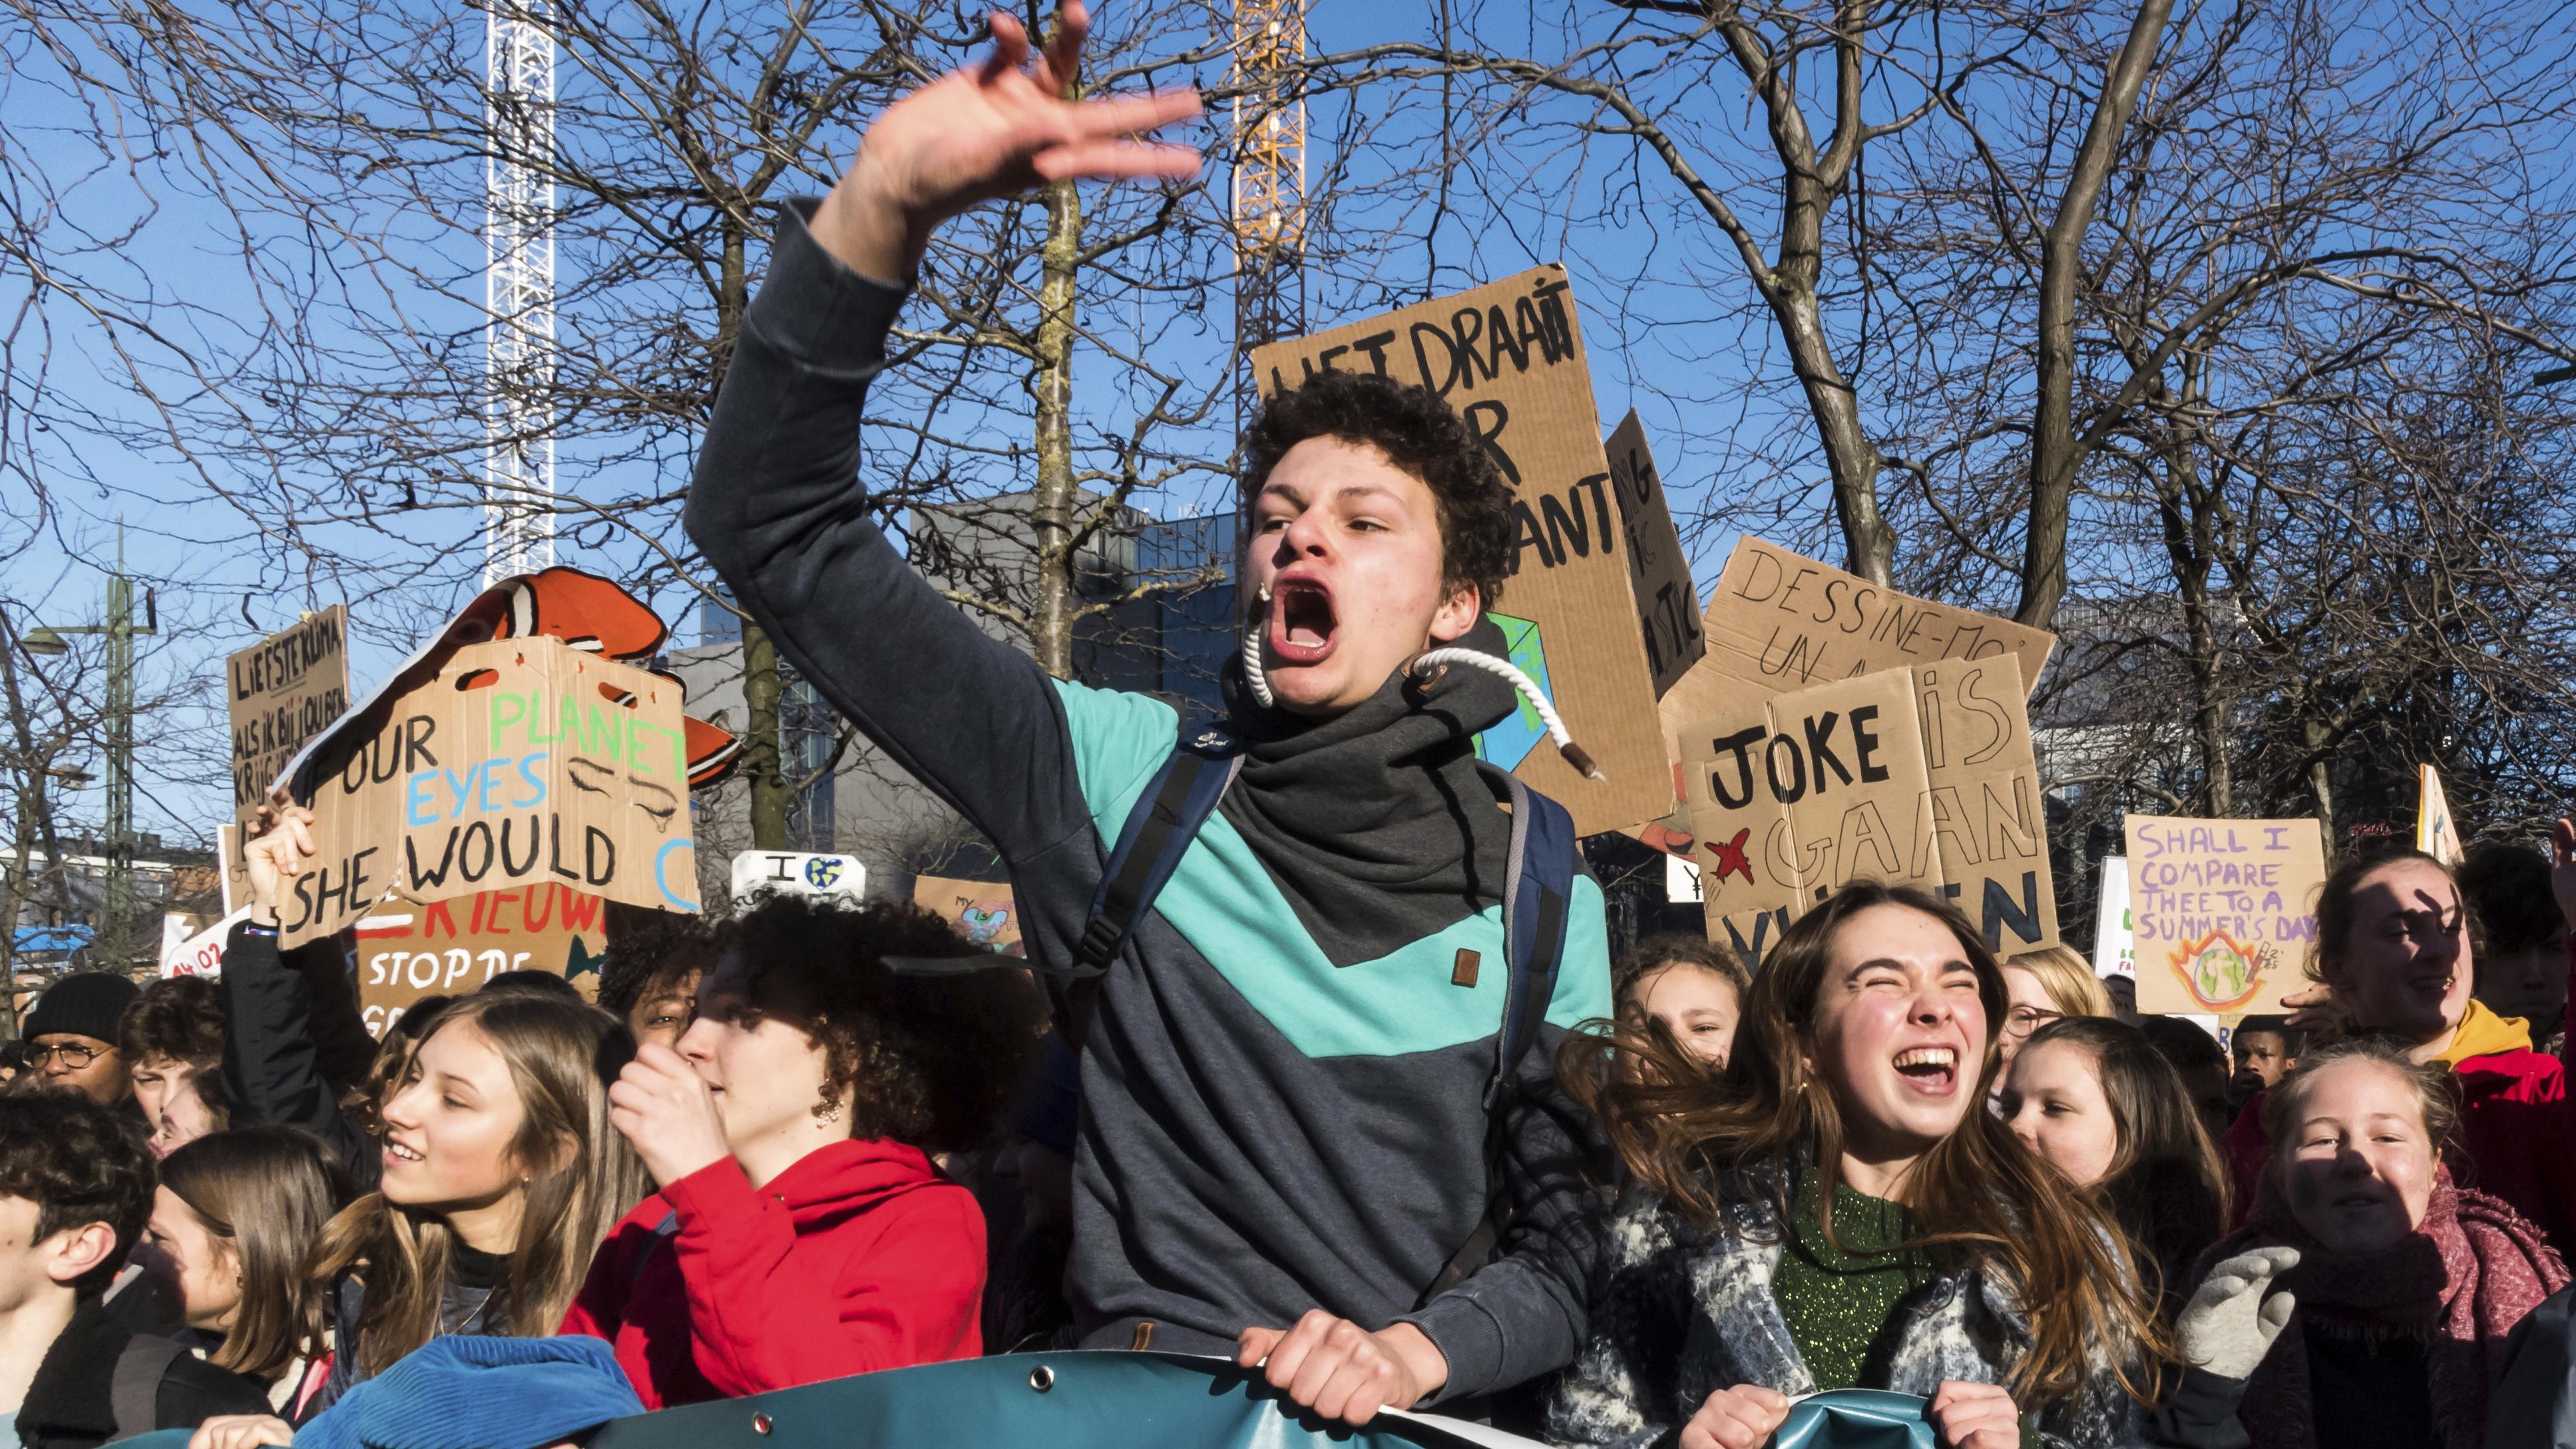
[483,0,557,584]
[1231,0,1306,432]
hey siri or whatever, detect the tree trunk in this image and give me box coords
[2017,0,2177,630]
[2151,439,2231,813]
[2306,717,2338,859]
[742,618,789,850]
[707,209,795,853]
[1028,174,1084,680]
[1769,282,1892,584]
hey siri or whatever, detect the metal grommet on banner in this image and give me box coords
[1027,1364,1056,1393]
[750,1412,772,1436]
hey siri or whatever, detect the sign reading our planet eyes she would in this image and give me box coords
[280,636,700,947]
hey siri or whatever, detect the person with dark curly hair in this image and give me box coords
[560,895,1046,1407]
[594,907,716,1053]
[682,11,1611,1425]
[119,976,229,1159]
[0,1094,268,1448]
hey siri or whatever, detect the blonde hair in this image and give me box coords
[310,994,650,1372]
[2007,944,2115,1018]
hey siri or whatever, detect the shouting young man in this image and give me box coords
[686,7,1610,1426]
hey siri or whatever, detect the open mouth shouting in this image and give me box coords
[1891,1045,1960,1097]
[1267,576,1339,667]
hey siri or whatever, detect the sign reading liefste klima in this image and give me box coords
[279,635,700,946]
[1250,268,1668,834]
[228,608,350,877]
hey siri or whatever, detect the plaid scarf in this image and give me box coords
[2201,1171,2568,1449]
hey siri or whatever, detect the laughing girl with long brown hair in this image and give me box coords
[1548,883,2169,1449]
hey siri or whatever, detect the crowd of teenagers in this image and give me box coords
[14,13,2576,1449]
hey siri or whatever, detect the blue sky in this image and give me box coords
[7,0,2567,845]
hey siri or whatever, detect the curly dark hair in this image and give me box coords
[2458,841,2563,954]
[597,905,716,1019]
[0,1091,155,1293]
[711,895,1048,1154]
[118,974,226,1069]
[1241,368,1520,609]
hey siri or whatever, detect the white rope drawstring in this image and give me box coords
[1241,584,1275,709]
[1409,647,1604,781]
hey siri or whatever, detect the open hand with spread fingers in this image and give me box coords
[812,1,1201,280]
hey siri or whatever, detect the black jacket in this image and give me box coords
[15,1301,269,1449]
[219,923,381,1190]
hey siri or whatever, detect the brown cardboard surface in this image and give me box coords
[912,875,1025,956]
[1603,411,1703,698]
[1660,538,2055,767]
[2126,817,2327,1015]
[1676,656,2057,966]
[1250,268,1667,835]
[228,608,349,881]
[282,636,701,946]
[352,884,608,1035]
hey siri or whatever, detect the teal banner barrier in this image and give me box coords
[585,1352,1516,1449]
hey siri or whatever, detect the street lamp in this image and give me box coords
[16,536,158,974]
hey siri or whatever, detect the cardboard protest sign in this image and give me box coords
[2093,855,2134,979]
[229,609,350,879]
[353,884,608,1036]
[1677,655,2057,967]
[2125,817,2328,1015]
[1251,269,1667,835]
[1660,538,2056,768]
[913,875,1025,956]
[731,851,867,905]
[2417,765,2464,866]
[1602,412,1703,698]
[281,636,700,946]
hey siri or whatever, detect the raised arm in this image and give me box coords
[222,806,381,1187]
[682,4,1199,855]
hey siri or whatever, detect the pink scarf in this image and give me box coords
[2200,1171,2569,1449]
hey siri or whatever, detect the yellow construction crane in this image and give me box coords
[1231,0,1307,430]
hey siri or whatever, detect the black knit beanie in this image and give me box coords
[25,971,140,1046]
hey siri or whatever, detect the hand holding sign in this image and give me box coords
[812,3,1202,280]
[243,802,318,927]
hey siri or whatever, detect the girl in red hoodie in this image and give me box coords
[561,897,1047,1406]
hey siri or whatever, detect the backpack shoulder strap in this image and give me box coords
[1418,769,1578,1307]
[1489,767,1576,1108]
[1069,720,1245,980]
[109,1332,184,1441]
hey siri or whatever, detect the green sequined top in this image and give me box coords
[1769,1174,1939,1391]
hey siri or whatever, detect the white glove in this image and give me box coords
[2177,1246,2300,1381]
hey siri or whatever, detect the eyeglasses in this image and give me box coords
[28,1042,107,1068]
[2002,1006,2063,1039]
